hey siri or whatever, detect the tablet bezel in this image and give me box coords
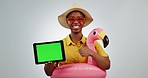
[33,40,65,64]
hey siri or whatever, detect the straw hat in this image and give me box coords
[58,3,93,29]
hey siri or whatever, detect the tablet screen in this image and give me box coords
[33,40,65,64]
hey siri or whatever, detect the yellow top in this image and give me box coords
[59,35,108,66]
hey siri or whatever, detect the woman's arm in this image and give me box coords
[89,51,110,70]
[79,46,110,70]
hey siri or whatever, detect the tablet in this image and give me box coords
[33,40,65,64]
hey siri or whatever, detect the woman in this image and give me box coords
[44,3,110,76]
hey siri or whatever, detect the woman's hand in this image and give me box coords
[79,45,93,57]
[44,62,58,76]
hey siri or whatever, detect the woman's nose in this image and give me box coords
[73,20,79,24]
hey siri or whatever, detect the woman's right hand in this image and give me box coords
[44,62,58,76]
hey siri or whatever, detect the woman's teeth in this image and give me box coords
[73,26,79,28]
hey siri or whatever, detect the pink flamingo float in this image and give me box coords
[51,28,109,78]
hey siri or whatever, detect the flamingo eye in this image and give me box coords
[93,31,96,35]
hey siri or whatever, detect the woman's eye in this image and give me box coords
[69,18,74,21]
[78,18,83,21]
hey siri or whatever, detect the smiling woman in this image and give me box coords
[44,3,110,78]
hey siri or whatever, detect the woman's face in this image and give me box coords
[66,11,86,34]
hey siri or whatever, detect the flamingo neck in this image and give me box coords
[86,38,96,51]
[86,38,97,65]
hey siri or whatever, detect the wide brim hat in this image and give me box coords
[58,3,93,29]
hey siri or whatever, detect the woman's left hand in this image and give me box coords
[79,45,93,57]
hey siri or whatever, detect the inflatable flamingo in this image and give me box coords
[87,28,109,65]
[51,28,109,78]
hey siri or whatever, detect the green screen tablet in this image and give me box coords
[33,40,65,64]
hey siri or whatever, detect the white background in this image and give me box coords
[1,0,148,78]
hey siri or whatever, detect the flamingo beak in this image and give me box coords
[98,31,109,48]
[103,35,109,48]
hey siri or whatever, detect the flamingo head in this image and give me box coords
[88,28,109,48]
